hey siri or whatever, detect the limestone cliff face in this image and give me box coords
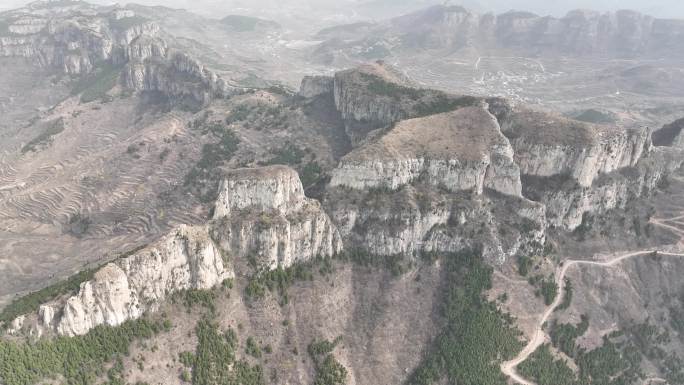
[212,166,342,270]
[325,186,546,263]
[13,166,341,336]
[318,6,684,60]
[333,67,408,130]
[330,106,523,197]
[525,147,684,230]
[0,3,236,107]
[502,109,652,187]
[41,225,232,336]
[0,6,160,74]
[121,50,239,106]
[330,62,480,145]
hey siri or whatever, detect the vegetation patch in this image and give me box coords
[550,315,589,357]
[21,118,66,154]
[71,63,122,103]
[359,73,478,117]
[573,109,615,124]
[225,103,290,131]
[414,94,479,118]
[185,119,240,203]
[308,337,347,385]
[409,249,524,385]
[556,278,573,311]
[524,318,684,385]
[265,142,305,165]
[0,317,169,385]
[518,344,576,385]
[185,319,264,385]
[244,261,316,303]
[527,274,558,305]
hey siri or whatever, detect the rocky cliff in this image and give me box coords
[38,224,231,337]
[524,146,684,229]
[314,5,684,60]
[501,108,652,187]
[121,51,236,107]
[652,117,684,148]
[0,1,237,106]
[11,166,341,336]
[212,166,342,270]
[0,4,159,74]
[325,183,546,263]
[329,106,522,197]
[322,64,681,254]
[302,62,479,145]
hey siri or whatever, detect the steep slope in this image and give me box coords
[9,166,341,337]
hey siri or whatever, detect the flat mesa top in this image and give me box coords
[347,106,507,161]
[508,108,625,146]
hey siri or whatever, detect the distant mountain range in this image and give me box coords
[313,5,684,63]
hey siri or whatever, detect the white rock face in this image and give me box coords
[326,186,546,263]
[15,166,342,336]
[214,166,306,218]
[122,51,236,106]
[503,109,652,187]
[534,147,684,229]
[213,166,343,270]
[42,225,233,336]
[330,107,523,197]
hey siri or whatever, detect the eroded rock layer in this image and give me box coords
[0,2,237,106]
[212,166,342,270]
[42,225,232,336]
[14,166,341,336]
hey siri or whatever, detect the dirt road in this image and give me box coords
[501,216,684,385]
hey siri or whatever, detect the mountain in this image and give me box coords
[314,5,684,59]
[3,2,684,385]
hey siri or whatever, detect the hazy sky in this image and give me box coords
[3,0,684,20]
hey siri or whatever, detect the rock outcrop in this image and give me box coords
[307,62,479,145]
[0,4,159,74]
[40,225,232,336]
[0,2,238,106]
[313,5,684,60]
[525,147,684,229]
[212,166,342,270]
[501,108,652,187]
[652,117,684,148]
[122,51,236,107]
[14,166,341,336]
[330,106,523,197]
[321,64,681,255]
[325,184,546,263]
[299,75,334,99]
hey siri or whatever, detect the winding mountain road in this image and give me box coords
[501,215,684,385]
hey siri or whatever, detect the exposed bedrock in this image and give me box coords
[41,225,232,337]
[13,166,341,336]
[501,108,652,188]
[325,185,546,264]
[524,147,684,230]
[329,106,523,197]
[211,166,342,270]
